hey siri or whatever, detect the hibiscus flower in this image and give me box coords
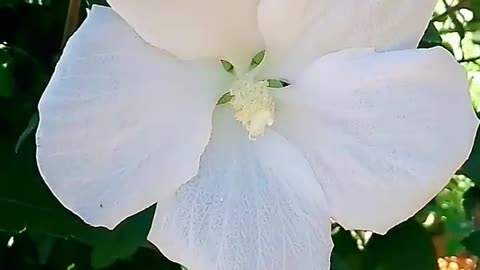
[36,1,479,269]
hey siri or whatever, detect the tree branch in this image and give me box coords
[60,0,81,50]
[432,0,471,22]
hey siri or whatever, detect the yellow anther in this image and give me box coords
[229,80,275,139]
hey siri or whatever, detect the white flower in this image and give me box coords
[36,1,479,270]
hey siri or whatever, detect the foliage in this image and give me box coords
[0,0,480,269]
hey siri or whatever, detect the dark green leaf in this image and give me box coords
[364,219,437,270]
[28,230,56,265]
[460,128,480,185]
[462,230,480,256]
[0,136,156,267]
[419,22,442,49]
[0,47,14,98]
[463,186,480,220]
[330,251,350,270]
[331,228,363,270]
[89,206,155,269]
[15,111,38,153]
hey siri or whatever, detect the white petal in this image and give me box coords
[274,47,479,234]
[148,107,333,270]
[107,0,263,71]
[36,6,231,229]
[257,0,437,80]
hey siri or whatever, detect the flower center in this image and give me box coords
[229,79,275,139]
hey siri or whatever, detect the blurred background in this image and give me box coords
[1,0,480,269]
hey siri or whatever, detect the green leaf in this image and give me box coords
[0,136,156,267]
[89,206,155,269]
[330,251,351,270]
[364,219,437,270]
[0,131,97,236]
[15,112,38,153]
[463,186,480,220]
[460,127,480,185]
[462,230,480,256]
[432,176,475,255]
[0,0,25,8]
[0,138,84,234]
[419,22,442,49]
[331,228,363,270]
[0,48,14,98]
[28,230,56,265]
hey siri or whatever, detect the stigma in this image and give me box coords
[229,80,275,139]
